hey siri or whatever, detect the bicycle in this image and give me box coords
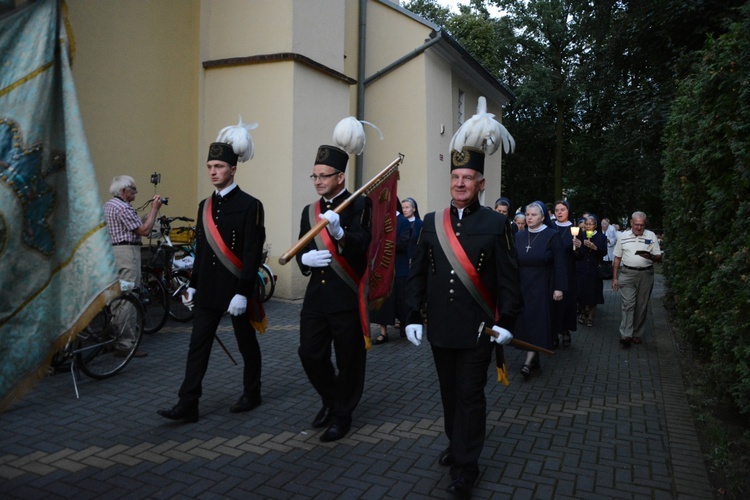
[140,265,169,334]
[257,246,276,302]
[50,282,145,396]
[141,216,195,332]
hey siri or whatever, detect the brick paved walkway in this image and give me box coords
[0,275,712,499]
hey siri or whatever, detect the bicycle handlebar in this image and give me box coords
[158,215,195,224]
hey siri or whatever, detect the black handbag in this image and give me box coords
[598,260,613,279]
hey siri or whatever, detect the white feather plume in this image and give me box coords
[332,116,383,156]
[216,115,259,162]
[449,96,515,155]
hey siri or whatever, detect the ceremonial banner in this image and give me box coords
[0,0,118,410]
[359,167,399,348]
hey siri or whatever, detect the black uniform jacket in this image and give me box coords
[405,200,523,349]
[190,186,266,310]
[296,190,372,314]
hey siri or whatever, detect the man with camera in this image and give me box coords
[103,175,165,358]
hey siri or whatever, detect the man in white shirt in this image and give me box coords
[611,211,663,346]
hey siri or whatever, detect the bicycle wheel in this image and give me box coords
[168,269,194,322]
[76,293,144,379]
[141,268,169,334]
[258,263,275,302]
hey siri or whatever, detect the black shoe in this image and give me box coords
[372,333,389,345]
[312,406,332,428]
[520,364,531,379]
[230,394,261,413]
[620,336,632,348]
[438,448,454,466]
[562,331,571,347]
[157,402,199,423]
[530,355,541,371]
[320,423,350,442]
[446,477,473,499]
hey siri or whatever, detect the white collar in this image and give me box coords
[216,183,237,198]
[323,189,346,204]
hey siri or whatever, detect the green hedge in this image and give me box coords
[662,4,750,415]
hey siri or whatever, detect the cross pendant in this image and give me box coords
[525,245,531,253]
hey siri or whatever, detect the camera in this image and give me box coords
[160,197,169,205]
[150,172,161,185]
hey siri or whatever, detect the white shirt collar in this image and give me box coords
[216,182,237,198]
[323,189,346,204]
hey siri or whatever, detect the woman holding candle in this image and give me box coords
[513,201,567,378]
[575,215,608,327]
[552,200,579,347]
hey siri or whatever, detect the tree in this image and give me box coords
[662,2,750,414]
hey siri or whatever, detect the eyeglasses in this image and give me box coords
[125,185,137,192]
[309,172,340,181]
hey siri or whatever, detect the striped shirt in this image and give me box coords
[104,197,143,244]
[614,229,662,267]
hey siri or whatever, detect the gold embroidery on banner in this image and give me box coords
[379,240,394,268]
[383,212,394,234]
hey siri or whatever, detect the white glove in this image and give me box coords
[320,210,344,240]
[228,294,247,316]
[490,325,513,345]
[405,324,423,347]
[182,287,196,310]
[301,249,332,268]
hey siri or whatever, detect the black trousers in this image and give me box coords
[178,306,261,404]
[431,342,493,482]
[298,308,366,426]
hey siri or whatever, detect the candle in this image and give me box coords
[586,230,594,239]
[570,227,579,249]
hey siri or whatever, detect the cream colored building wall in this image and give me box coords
[200,0,351,300]
[201,0,291,60]
[202,0,346,72]
[67,0,200,224]
[422,51,457,213]
[361,1,509,215]
[361,1,433,211]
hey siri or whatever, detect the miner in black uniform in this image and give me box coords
[158,119,266,423]
[405,97,522,498]
[296,121,373,443]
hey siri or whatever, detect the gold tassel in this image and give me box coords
[496,363,510,387]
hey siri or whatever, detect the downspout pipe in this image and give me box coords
[363,31,442,87]
[356,7,444,186]
[355,0,367,187]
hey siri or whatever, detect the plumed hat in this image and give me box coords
[315,116,383,172]
[207,116,258,165]
[449,96,515,174]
